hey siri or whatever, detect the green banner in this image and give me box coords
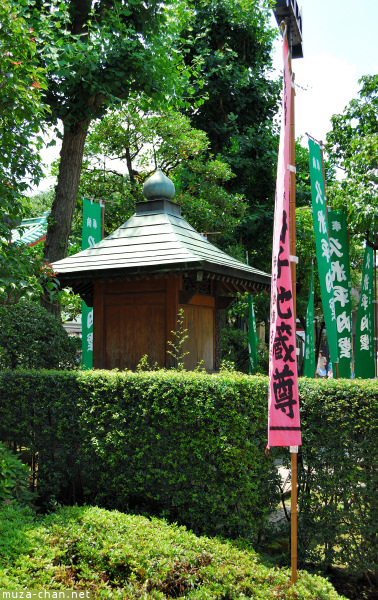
[328,210,352,378]
[354,246,375,379]
[246,254,258,374]
[82,198,102,369]
[248,295,258,374]
[308,139,339,364]
[303,265,315,377]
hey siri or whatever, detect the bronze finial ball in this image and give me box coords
[142,168,175,201]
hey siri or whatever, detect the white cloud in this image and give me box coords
[292,53,359,144]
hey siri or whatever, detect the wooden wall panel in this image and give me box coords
[104,303,166,370]
[93,281,105,369]
[181,305,214,371]
[103,278,166,294]
[93,275,216,371]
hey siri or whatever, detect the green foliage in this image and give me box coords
[167,308,190,370]
[24,187,55,218]
[0,370,376,586]
[0,0,47,223]
[220,293,268,374]
[19,0,192,128]
[179,0,281,270]
[326,75,378,244]
[280,378,377,587]
[0,505,346,599]
[0,300,78,369]
[14,0,201,269]
[0,369,279,540]
[79,103,247,238]
[0,442,35,507]
[0,0,49,303]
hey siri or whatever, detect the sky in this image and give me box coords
[37,0,378,192]
[270,0,378,145]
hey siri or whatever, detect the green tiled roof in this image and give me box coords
[52,199,270,295]
[11,211,50,247]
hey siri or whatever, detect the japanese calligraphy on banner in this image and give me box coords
[328,210,352,378]
[354,246,375,378]
[248,295,258,375]
[308,139,339,364]
[82,198,102,369]
[268,33,301,448]
[303,265,315,378]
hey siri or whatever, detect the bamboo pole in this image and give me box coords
[100,200,105,241]
[289,70,298,586]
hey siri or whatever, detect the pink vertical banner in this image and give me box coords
[267,33,301,448]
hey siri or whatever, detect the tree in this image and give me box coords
[179,0,281,271]
[0,0,51,304]
[14,0,194,313]
[326,75,378,246]
[77,103,247,238]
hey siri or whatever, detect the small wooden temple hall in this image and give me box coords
[52,170,270,371]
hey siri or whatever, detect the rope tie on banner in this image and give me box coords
[287,164,296,173]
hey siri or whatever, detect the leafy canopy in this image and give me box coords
[0,0,53,304]
[74,101,247,239]
[326,75,378,244]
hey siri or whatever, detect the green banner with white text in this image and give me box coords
[308,138,339,364]
[354,245,375,379]
[82,198,102,369]
[303,265,315,378]
[248,295,258,374]
[328,210,352,378]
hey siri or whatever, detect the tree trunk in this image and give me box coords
[44,118,91,264]
[41,117,90,316]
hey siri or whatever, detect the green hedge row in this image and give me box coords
[288,378,377,583]
[0,370,376,581]
[0,370,279,542]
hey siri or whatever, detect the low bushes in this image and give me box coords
[0,441,35,507]
[0,370,376,584]
[0,504,346,599]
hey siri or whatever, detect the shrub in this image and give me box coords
[0,300,78,369]
[0,441,35,507]
[0,370,376,585]
[0,504,346,599]
[0,369,278,540]
[280,378,378,587]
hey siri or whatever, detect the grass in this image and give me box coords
[0,503,347,599]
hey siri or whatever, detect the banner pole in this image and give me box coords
[289,69,298,585]
[375,249,377,378]
[290,445,298,583]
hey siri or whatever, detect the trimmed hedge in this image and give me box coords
[286,378,377,583]
[0,370,279,542]
[0,370,376,582]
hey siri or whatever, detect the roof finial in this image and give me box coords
[142,168,175,201]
